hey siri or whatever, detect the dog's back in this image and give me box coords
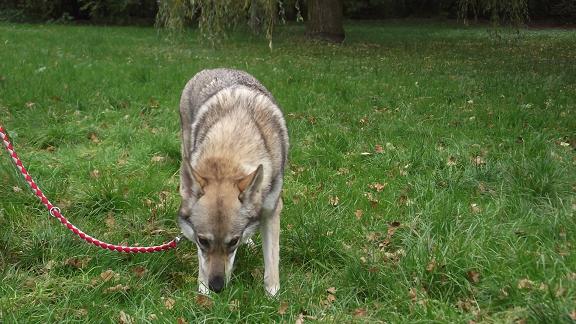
[179,68,288,209]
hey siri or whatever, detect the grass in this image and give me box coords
[0,20,575,322]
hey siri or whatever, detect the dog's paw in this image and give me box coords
[198,282,210,295]
[265,283,280,297]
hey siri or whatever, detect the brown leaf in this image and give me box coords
[354,209,363,220]
[195,294,213,308]
[569,310,576,321]
[131,266,147,278]
[517,278,534,289]
[447,156,457,167]
[100,269,117,282]
[295,313,305,324]
[148,314,158,321]
[467,270,480,283]
[426,258,437,272]
[555,286,566,297]
[105,212,116,229]
[89,133,100,144]
[353,308,367,317]
[277,301,289,315]
[12,186,23,193]
[119,311,134,324]
[75,309,88,318]
[368,182,387,192]
[177,318,187,324]
[409,287,418,303]
[326,294,336,303]
[65,257,91,269]
[151,155,166,163]
[375,144,384,153]
[336,167,349,175]
[326,287,337,294]
[470,203,481,214]
[164,297,176,310]
[472,155,486,166]
[105,284,129,293]
[90,169,100,178]
[329,196,339,206]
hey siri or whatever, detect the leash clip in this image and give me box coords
[49,206,61,217]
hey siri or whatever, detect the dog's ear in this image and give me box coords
[238,165,263,197]
[180,163,206,200]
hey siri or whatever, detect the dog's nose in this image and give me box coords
[209,276,224,293]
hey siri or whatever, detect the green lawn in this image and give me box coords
[0,21,575,323]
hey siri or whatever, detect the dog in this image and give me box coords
[177,68,288,296]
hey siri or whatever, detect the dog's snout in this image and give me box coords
[209,276,225,293]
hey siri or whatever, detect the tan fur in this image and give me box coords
[178,68,288,296]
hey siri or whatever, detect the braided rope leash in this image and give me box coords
[0,125,182,253]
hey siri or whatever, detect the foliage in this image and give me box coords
[156,0,278,46]
[457,0,528,25]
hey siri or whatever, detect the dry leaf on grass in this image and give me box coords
[353,308,367,317]
[105,212,115,229]
[90,169,100,178]
[105,284,129,293]
[472,155,486,166]
[164,297,176,310]
[426,258,437,272]
[119,311,134,324]
[295,313,305,324]
[470,203,482,214]
[177,318,187,324]
[375,144,384,153]
[467,270,480,284]
[151,155,166,163]
[368,182,387,192]
[569,310,576,321]
[354,209,363,220]
[195,294,213,308]
[100,269,117,282]
[329,196,339,206]
[148,314,158,320]
[65,257,91,269]
[517,278,534,289]
[277,301,289,315]
[12,186,22,193]
[447,156,457,166]
[132,266,147,278]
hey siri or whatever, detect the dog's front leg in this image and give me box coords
[261,198,282,297]
[197,249,210,294]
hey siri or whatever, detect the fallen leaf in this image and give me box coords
[467,270,480,283]
[25,101,35,108]
[354,209,363,220]
[326,294,336,303]
[105,213,115,229]
[472,155,486,166]
[132,266,147,278]
[470,203,481,214]
[90,169,100,178]
[100,269,117,282]
[295,313,305,324]
[327,287,337,294]
[336,167,349,175]
[353,308,367,317]
[447,156,457,166]
[89,133,100,144]
[277,301,289,315]
[426,258,437,272]
[555,286,566,297]
[151,155,166,163]
[195,294,213,308]
[177,318,187,324]
[329,196,339,206]
[409,287,418,303]
[515,319,527,324]
[119,311,133,324]
[105,284,129,293]
[164,297,176,310]
[75,309,88,318]
[368,182,387,192]
[65,257,91,269]
[375,144,384,153]
[148,314,158,320]
[569,310,576,321]
[517,278,534,289]
[12,186,22,193]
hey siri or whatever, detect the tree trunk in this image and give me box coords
[306,0,345,43]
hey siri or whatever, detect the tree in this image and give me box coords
[306,0,345,43]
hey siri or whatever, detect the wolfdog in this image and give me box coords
[178,68,288,296]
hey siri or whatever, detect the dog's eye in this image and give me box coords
[228,237,239,248]
[197,237,210,248]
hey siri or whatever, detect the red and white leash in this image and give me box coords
[0,125,182,253]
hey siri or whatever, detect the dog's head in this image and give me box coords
[178,163,263,293]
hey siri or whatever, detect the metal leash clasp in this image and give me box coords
[49,206,61,217]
